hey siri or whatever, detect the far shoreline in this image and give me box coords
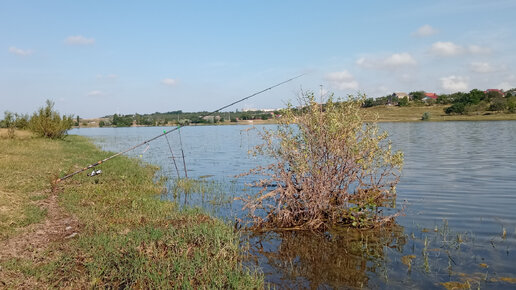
[76,105,516,128]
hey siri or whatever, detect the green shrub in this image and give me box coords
[489,97,507,111]
[241,92,404,230]
[29,100,73,139]
[398,97,409,107]
[14,113,29,129]
[445,103,465,115]
[507,97,516,113]
[421,112,430,121]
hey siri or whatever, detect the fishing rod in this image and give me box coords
[56,73,305,183]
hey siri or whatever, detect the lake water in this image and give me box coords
[71,121,516,289]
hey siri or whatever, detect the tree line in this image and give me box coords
[363,88,516,115]
[105,109,278,127]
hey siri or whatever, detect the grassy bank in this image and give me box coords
[364,105,516,122]
[0,130,262,288]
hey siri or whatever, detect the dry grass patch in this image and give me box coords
[0,129,33,139]
[0,190,27,239]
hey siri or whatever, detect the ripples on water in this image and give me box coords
[71,121,516,289]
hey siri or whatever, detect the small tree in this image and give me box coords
[409,91,425,101]
[241,92,404,230]
[29,100,73,139]
[3,111,16,138]
[398,97,409,107]
[14,113,29,129]
[489,97,507,111]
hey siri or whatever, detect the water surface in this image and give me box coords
[71,121,516,288]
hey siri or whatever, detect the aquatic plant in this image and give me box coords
[240,92,404,230]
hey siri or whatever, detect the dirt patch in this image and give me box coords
[0,190,80,261]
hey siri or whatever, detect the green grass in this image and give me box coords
[0,133,263,288]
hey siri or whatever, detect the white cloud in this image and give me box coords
[65,35,95,45]
[413,25,438,37]
[430,41,464,56]
[161,78,178,86]
[325,70,359,90]
[355,57,370,68]
[441,75,469,92]
[470,62,496,73]
[97,74,118,80]
[8,46,33,56]
[430,42,491,57]
[356,53,416,70]
[383,53,417,67]
[86,90,105,96]
[468,45,491,54]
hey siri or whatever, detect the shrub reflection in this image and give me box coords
[245,224,406,288]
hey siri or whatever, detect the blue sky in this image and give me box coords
[2,0,515,118]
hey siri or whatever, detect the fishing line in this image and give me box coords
[139,144,150,158]
[56,73,305,182]
[177,128,188,178]
[163,131,181,178]
[142,144,150,154]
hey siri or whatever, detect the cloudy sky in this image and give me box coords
[1,0,515,117]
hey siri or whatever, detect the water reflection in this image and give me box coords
[245,224,406,288]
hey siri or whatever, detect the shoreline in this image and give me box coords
[0,133,262,288]
[76,105,516,128]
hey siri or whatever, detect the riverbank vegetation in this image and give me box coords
[1,100,73,139]
[0,131,262,288]
[364,88,516,117]
[240,93,404,230]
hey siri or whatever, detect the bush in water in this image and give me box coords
[240,92,404,230]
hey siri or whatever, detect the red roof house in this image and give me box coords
[424,93,438,99]
[485,89,505,97]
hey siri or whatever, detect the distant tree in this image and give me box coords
[507,96,516,113]
[445,103,466,115]
[112,114,133,127]
[14,113,29,129]
[421,112,431,121]
[409,91,425,101]
[397,97,409,107]
[99,120,105,127]
[489,97,507,111]
[3,111,16,138]
[468,89,485,104]
[363,98,374,108]
[436,94,452,104]
[486,90,504,100]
